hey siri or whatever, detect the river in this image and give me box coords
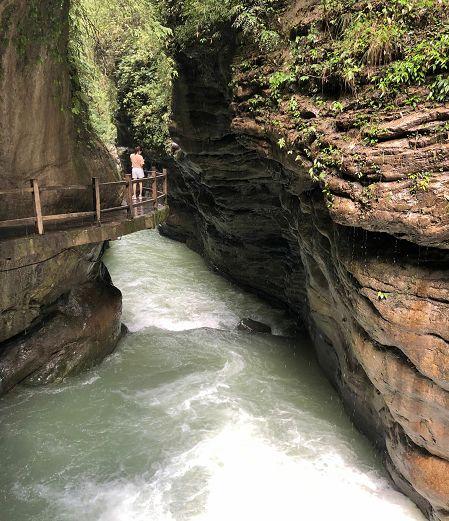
[0,230,424,520]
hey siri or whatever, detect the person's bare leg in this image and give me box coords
[133,181,137,199]
[139,182,143,199]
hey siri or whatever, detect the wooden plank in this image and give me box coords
[43,211,95,222]
[163,168,168,205]
[130,178,151,184]
[101,205,129,214]
[132,197,154,208]
[152,167,158,210]
[125,174,134,219]
[92,177,101,224]
[39,184,89,193]
[0,216,36,228]
[0,187,34,196]
[32,179,44,235]
[99,181,127,187]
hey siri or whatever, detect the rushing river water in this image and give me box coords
[0,230,425,521]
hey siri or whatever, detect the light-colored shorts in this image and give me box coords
[132,167,145,180]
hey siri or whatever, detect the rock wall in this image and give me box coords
[0,0,123,391]
[163,7,449,519]
[0,0,118,218]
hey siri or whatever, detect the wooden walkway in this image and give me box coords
[0,168,169,242]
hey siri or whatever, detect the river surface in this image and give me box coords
[0,230,425,521]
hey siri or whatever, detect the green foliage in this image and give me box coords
[363,124,381,145]
[69,0,175,153]
[231,0,281,51]
[165,0,234,44]
[291,0,449,97]
[117,46,176,153]
[429,75,449,101]
[380,32,449,93]
[15,0,66,64]
[377,291,389,300]
[308,145,342,207]
[277,137,286,149]
[248,94,267,112]
[331,101,344,113]
[164,0,282,51]
[408,171,432,193]
[269,71,295,101]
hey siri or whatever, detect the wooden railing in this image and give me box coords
[0,167,168,236]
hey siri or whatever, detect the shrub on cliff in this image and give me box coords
[291,0,449,99]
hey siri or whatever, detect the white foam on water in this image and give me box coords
[0,231,425,521]
[39,415,423,521]
[105,231,292,335]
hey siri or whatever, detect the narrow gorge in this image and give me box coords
[1,0,449,519]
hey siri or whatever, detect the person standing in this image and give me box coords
[130,146,145,200]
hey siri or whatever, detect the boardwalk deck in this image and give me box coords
[0,205,169,271]
[0,171,170,269]
[0,171,169,239]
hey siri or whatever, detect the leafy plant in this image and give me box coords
[331,101,344,113]
[408,171,432,193]
[269,71,295,101]
[377,291,389,300]
[363,124,381,145]
[69,0,175,154]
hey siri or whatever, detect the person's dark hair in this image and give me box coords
[135,146,141,154]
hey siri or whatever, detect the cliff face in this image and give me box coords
[163,3,449,519]
[0,0,122,391]
[0,0,119,218]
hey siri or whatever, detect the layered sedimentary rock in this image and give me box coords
[0,0,122,390]
[163,4,449,518]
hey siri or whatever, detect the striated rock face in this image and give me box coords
[163,7,449,519]
[0,0,122,391]
[0,272,123,393]
[0,239,123,394]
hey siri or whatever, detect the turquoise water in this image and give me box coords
[0,230,424,520]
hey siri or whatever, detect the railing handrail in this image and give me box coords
[0,171,167,196]
[0,168,169,236]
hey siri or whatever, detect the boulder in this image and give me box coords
[237,318,272,334]
[0,278,123,393]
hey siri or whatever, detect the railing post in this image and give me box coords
[163,168,168,206]
[152,166,157,210]
[125,174,134,219]
[31,178,44,235]
[92,177,101,224]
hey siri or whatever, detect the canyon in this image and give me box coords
[1,0,448,519]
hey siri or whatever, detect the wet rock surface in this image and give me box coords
[162,13,449,520]
[0,0,119,221]
[0,0,123,391]
[0,278,123,393]
[237,318,272,334]
[0,241,124,395]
